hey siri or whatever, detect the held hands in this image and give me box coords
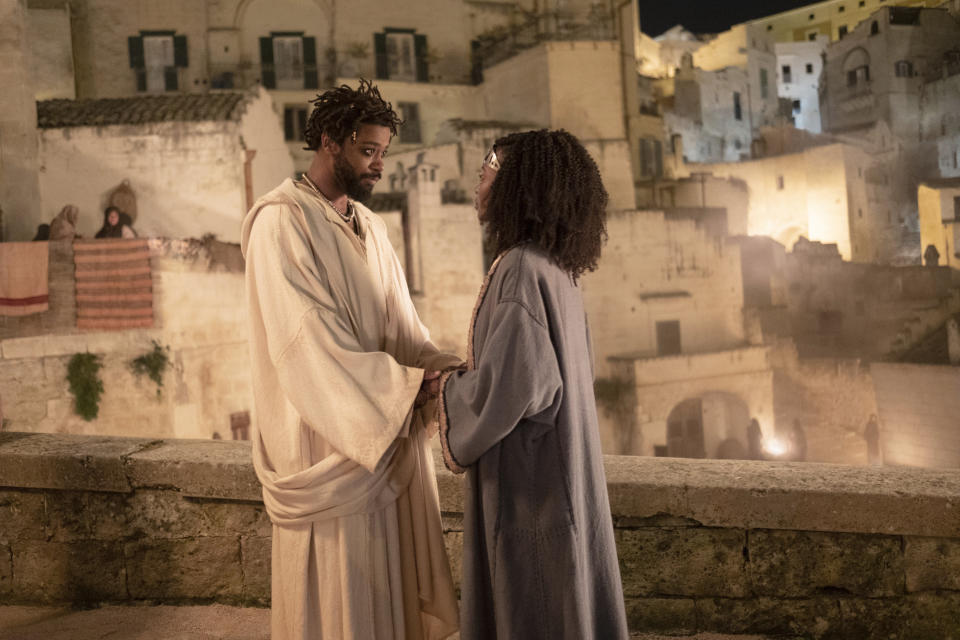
[414,370,442,408]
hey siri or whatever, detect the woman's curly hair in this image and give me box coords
[485,129,608,281]
[303,78,403,150]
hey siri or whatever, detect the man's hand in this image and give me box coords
[414,370,442,408]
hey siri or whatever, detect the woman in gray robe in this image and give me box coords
[437,129,629,639]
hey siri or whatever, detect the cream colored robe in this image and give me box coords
[240,178,459,640]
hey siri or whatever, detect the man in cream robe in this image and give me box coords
[241,173,459,639]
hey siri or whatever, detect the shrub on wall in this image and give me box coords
[66,352,104,421]
[129,340,171,398]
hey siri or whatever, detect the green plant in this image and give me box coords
[129,340,171,398]
[67,352,104,421]
[593,376,632,417]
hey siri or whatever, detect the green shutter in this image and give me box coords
[374,33,387,79]
[135,69,147,92]
[259,37,276,89]
[303,36,318,90]
[174,35,188,68]
[164,67,178,91]
[283,107,294,141]
[414,34,428,82]
[128,36,144,68]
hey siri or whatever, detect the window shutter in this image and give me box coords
[135,69,147,92]
[303,36,318,90]
[164,67,178,91]
[174,35,188,68]
[297,109,307,141]
[260,36,276,89]
[470,39,483,85]
[374,33,388,79]
[284,108,294,141]
[414,34,428,82]
[128,36,144,68]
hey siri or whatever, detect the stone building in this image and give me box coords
[35,88,292,243]
[918,178,960,268]
[775,36,828,133]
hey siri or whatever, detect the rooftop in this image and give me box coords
[36,92,249,129]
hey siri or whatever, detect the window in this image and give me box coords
[838,5,846,12]
[283,106,307,142]
[839,25,848,38]
[954,196,960,220]
[733,92,742,120]
[808,32,818,41]
[847,65,870,87]
[760,68,769,99]
[809,13,815,20]
[766,24,773,31]
[894,60,913,77]
[656,320,682,356]
[782,64,792,84]
[639,138,663,178]
[806,62,814,73]
[870,21,879,35]
[374,29,429,82]
[259,33,318,90]
[858,208,863,218]
[792,99,802,113]
[859,0,865,6]
[128,32,187,92]
[397,102,421,143]
[776,175,785,190]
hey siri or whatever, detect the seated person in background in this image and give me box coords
[49,204,80,240]
[95,206,136,239]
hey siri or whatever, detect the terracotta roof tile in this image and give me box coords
[37,92,249,129]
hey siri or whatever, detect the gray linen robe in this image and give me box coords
[438,244,628,640]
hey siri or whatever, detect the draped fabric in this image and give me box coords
[73,238,153,329]
[0,242,48,316]
[241,178,459,640]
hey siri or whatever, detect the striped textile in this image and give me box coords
[73,238,154,329]
[0,242,49,316]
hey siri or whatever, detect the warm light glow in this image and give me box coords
[764,437,789,457]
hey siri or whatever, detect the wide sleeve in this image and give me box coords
[437,299,562,473]
[246,205,424,472]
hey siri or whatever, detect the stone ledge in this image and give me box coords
[1,433,959,538]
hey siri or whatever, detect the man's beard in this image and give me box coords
[333,153,379,202]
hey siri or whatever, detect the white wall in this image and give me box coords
[27,6,75,100]
[38,121,247,241]
[776,38,826,133]
[238,86,296,203]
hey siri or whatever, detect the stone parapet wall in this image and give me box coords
[1,432,959,638]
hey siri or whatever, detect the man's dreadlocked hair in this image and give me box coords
[485,129,608,281]
[303,78,403,150]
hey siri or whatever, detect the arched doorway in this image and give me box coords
[666,392,752,459]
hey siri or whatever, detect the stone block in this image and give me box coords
[904,537,960,592]
[124,491,269,539]
[617,527,747,597]
[748,530,903,597]
[0,543,11,598]
[695,596,838,638]
[125,537,243,601]
[0,432,140,492]
[125,439,261,501]
[241,536,271,605]
[39,334,90,358]
[835,597,914,639]
[43,491,129,542]
[624,597,696,635]
[1,336,47,360]
[443,531,463,593]
[12,540,127,603]
[902,592,960,638]
[0,491,48,542]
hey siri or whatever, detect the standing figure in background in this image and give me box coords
[49,204,80,240]
[864,414,882,466]
[747,418,764,460]
[790,418,807,462]
[438,130,629,640]
[95,206,136,239]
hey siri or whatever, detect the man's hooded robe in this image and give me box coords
[240,178,459,640]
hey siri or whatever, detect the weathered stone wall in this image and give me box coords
[2,432,958,639]
[0,239,252,440]
[872,363,960,468]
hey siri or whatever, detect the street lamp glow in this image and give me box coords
[764,437,788,457]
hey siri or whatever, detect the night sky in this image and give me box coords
[637,0,818,36]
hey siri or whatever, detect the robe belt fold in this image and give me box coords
[255,416,419,526]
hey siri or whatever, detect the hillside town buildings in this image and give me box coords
[1,0,959,470]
